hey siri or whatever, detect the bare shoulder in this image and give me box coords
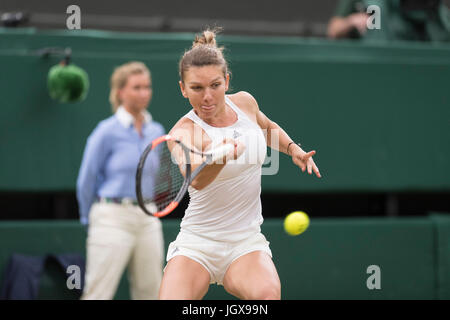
[228,91,272,129]
[227,91,260,117]
[169,117,196,145]
[169,117,194,134]
[169,116,211,151]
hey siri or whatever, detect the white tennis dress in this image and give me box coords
[181,95,267,241]
[166,95,271,284]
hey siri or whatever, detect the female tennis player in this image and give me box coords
[77,62,165,299]
[158,29,321,300]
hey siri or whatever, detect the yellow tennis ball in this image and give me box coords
[284,211,310,236]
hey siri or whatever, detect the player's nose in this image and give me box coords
[203,88,213,102]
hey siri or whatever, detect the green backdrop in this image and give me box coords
[1,215,449,300]
[1,28,450,193]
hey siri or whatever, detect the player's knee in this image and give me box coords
[258,285,281,300]
[159,287,208,300]
[158,277,209,300]
[250,281,281,300]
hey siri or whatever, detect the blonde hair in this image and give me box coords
[179,27,230,82]
[109,61,151,113]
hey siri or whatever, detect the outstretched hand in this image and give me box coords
[291,149,321,178]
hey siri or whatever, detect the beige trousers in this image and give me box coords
[81,202,164,300]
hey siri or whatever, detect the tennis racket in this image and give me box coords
[135,134,234,218]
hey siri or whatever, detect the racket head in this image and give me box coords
[136,134,235,218]
[136,135,191,218]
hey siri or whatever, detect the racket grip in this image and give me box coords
[210,143,234,163]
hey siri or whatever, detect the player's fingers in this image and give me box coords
[307,150,316,157]
[307,163,312,174]
[303,150,316,160]
[313,165,321,178]
[293,155,306,172]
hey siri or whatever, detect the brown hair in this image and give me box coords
[109,61,151,113]
[179,28,230,82]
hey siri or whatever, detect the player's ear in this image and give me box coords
[179,81,188,98]
[225,73,230,92]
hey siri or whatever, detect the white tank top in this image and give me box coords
[180,96,267,241]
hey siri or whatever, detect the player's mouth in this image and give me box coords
[201,104,215,111]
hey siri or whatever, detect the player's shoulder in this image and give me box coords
[168,116,195,140]
[169,114,209,150]
[171,116,194,131]
[227,91,259,114]
[228,91,257,104]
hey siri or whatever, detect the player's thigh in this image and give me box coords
[159,255,211,300]
[223,251,281,300]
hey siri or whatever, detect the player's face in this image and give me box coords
[119,72,152,112]
[180,65,229,120]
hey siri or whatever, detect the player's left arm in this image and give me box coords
[235,91,321,178]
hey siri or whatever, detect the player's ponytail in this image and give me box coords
[192,28,219,48]
[179,27,230,82]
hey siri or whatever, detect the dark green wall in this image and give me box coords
[0,215,449,300]
[1,28,450,192]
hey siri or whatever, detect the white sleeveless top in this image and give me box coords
[180,96,267,241]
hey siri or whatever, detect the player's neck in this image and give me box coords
[202,104,237,128]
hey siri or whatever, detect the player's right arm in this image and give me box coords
[168,118,243,190]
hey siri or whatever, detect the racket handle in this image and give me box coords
[210,143,234,163]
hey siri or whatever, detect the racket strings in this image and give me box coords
[141,142,185,213]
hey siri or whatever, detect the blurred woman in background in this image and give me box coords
[77,61,165,299]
